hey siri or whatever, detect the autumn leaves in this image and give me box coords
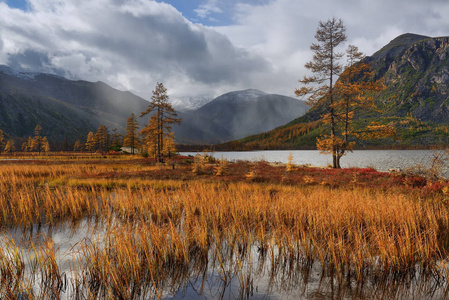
[296,18,395,168]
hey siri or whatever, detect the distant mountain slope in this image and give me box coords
[195,89,308,141]
[0,66,151,141]
[170,95,213,111]
[219,34,449,150]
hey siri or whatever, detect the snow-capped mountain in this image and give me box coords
[169,95,213,111]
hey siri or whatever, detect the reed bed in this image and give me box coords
[0,159,449,298]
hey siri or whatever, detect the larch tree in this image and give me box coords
[74,139,83,152]
[163,132,176,158]
[0,129,4,153]
[21,141,27,152]
[85,132,96,154]
[140,82,181,162]
[316,45,395,168]
[295,17,347,168]
[110,128,123,151]
[33,124,43,154]
[4,140,15,153]
[26,136,33,152]
[123,113,140,154]
[339,45,396,144]
[42,136,50,153]
[94,124,109,153]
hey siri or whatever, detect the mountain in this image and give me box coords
[366,33,449,123]
[0,66,308,147]
[194,89,308,141]
[0,66,151,142]
[170,95,213,111]
[218,34,449,150]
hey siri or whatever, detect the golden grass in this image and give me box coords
[0,158,449,298]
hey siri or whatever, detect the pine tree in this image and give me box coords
[123,113,140,154]
[140,83,181,162]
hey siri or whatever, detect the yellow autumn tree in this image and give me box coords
[140,82,181,162]
[123,113,140,154]
[0,129,4,153]
[42,136,50,153]
[333,45,395,167]
[32,124,44,154]
[297,19,395,168]
[74,139,83,152]
[4,140,15,153]
[316,45,392,168]
[295,17,347,168]
[85,131,96,154]
[94,124,109,153]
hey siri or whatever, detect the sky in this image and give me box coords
[1,0,449,101]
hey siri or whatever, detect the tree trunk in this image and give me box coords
[335,155,341,169]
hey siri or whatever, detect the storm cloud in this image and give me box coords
[1,0,449,99]
[0,0,270,98]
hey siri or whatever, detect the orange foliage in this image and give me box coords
[356,123,397,140]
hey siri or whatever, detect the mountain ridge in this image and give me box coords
[0,65,308,147]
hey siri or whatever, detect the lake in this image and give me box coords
[181,150,443,172]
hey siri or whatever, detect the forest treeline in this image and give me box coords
[0,83,181,162]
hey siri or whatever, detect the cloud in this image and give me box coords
[214,0,449,96]
[194,0,223,19]
[1,0,449,99]
[0,0,271,98]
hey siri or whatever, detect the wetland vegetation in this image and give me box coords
[1,153,449,299]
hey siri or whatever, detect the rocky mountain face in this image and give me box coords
[0,66,308,146]
[367,33,449,123]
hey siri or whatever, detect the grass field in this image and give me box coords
[1,153,449,299]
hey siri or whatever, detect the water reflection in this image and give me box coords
[1,217,448,299]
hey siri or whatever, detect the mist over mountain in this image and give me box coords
[170,95,214,111]
[0,65,308,146]
[194,90,308,141]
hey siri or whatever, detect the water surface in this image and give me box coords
[182,150,442,172]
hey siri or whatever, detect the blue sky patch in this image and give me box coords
[158,0,271,26]
[6,0,28,10]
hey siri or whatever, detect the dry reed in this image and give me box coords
[0,159,449,298]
